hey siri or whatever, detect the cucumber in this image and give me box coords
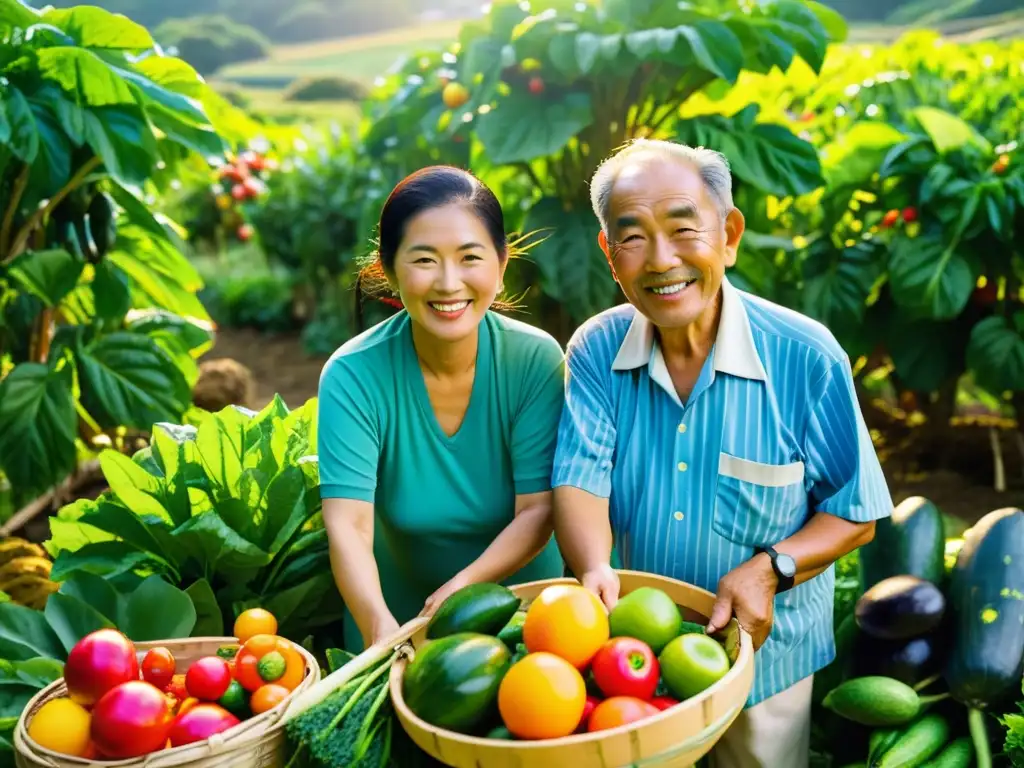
[860,496,946,589]
[402,633,511,733]
[496,611,526,650]
[822,676,923,727]
[425,583,521,640]
[943,507,1024,710]
[875,713,949,767]
[854,575,946,641]
[868,727,903,764]
[921,737,973,767]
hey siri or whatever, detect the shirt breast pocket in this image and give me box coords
[713,453,807,548]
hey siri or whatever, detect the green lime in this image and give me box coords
[658,633,730,700]
[257,650,286,682]
[608,587,683,655]
[218,679,250,718]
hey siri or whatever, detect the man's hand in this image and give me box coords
[706,554,778,650]
[581,563,620,611]
[367,612,401,648]
[419,571,473,619]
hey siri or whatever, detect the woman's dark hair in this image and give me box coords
[355,165,523,328]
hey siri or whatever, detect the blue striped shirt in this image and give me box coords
[552,276,892,707]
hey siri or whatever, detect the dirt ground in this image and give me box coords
[200,327,1024,529]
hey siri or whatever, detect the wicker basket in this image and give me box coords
[389,571,755,768]
[14,636,321,768]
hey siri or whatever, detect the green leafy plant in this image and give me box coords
[0,0,259,506]
[43,396,341,642]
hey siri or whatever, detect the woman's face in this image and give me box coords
[390,203,506,344]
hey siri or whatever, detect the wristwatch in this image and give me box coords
[759,546,796,593]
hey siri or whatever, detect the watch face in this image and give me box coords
[777,553,797,578]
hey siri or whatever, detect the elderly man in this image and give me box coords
[551,138,892,767]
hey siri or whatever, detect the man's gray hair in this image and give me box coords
[589,139,734,236]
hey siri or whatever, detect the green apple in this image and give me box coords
[658,633,731,700]
[608,587,682,655]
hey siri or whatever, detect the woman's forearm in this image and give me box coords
[461,506,554,585]
[327,523,394,645]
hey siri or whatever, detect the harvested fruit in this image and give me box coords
[650,695,680,710]
[523,584,609,669]
[168,704,241,748]
[90,681,173,758]
[235,635,305,692]
[234,608,277,643]
[497,610,526,650]
[142,647,176,691]
[588,696,659,732]
[609,586,683,654]
[251,683,290,714]
[186,656,233,701]
[27,698,92,757]
[658,632,730,700]
[576,695,601,733]
[426,582,521,640]
[591,637,660,700]
[65,629,140,708]
[166,673,188,702]
[821,676,925,727]
[217,679,250,718]
[854,575,945,641]
[498,651,587,740]
[257,650,287,682]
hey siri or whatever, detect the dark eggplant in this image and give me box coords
[854,574,945,640]
[851,630,945,687]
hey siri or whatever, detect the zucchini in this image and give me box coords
[822,676,944,727]
[944,507,1024,710]
[496,611,526,650]
[921,737,973,767]
[860,496,946,589]
[868,728,903,764]
[875,713,949,767]
[855,575,946,641]
[426,583,521,640]
[402,633,511,733]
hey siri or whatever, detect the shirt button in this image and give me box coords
[677,462,688,472]
[678,423,687,433]
[673,511,684,521]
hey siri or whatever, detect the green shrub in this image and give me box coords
[154,15,271,75]
[283,76,369,103]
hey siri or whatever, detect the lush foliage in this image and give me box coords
[0,0,261,505]
[43,397,340,643]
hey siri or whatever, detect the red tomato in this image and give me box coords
[575,695,601,733]
[64,629,139,708]
[185,657,232,701]
[587,696,660,732]
[233,649,264,692]
[650,696,680,711]
[590,637,660,700]
[168,704,241,748]
[90,681,172,758]
[165,673,187,702]
[142,647,176,691]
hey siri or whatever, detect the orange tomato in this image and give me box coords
[233,649,264,692]
[498,652,586,740]
[233,608,277,643]
[273,640,306,691]
[587,696,659,733]
[243,634,279,657]
[250,684,290,715]
[523,585,609,669]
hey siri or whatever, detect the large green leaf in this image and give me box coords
[36,48,135,107]
[0,603,65,661]
[25,102,72,197]
[77,500,183,569]
[125,309,212,355]
[91,259,132,321]
[4,87,39,163]
[118,575,196,641]
[888,319,960,394]
[76,331,192,430]
[820,121,906,189]
[7,248,83,307]
[170,513,271,577]
[522,198,619,323]
[99,450,173,523]
[802,243,881,328]
[0,360,77,498]
[50,541,155,581]
[909,106,991,155]
[185,579,223,637]
[888,235,975,320]
[56,572,119,624]
[41,6,154,50]
[966,314,1024,393]
[678,105,823,197]
[477,91,593,165]
[0,0,40,35]
[82,106,157,192]
[43,592,115,654]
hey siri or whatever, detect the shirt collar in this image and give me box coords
[611,276,768,382]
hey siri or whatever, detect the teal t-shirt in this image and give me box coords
[317,310,567,651]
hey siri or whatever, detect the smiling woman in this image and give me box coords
[317,166,568,653]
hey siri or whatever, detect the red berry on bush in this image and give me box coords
[902,206,918,223]
[528,76,545,94]
[237,224,254,242]
[881,209,900,228]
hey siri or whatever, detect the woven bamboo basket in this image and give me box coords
[389,571,755,768]
[14,636,321,768]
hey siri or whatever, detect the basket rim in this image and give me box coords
[388,571,755,750]
[14,636,321,766]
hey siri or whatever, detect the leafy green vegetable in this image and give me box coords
[45,396,341,641]
[1003,679,1024,767]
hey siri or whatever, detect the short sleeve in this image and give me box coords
[317,357,380,502]
[509,337,566,495]
[804,356,892,522]
[551,334,616,498]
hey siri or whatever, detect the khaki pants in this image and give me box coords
[707,675,814,768]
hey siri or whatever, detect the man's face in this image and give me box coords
[598,157,744,330]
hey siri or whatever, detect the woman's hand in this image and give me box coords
[419,571,473,618]
[367,612,402,648]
